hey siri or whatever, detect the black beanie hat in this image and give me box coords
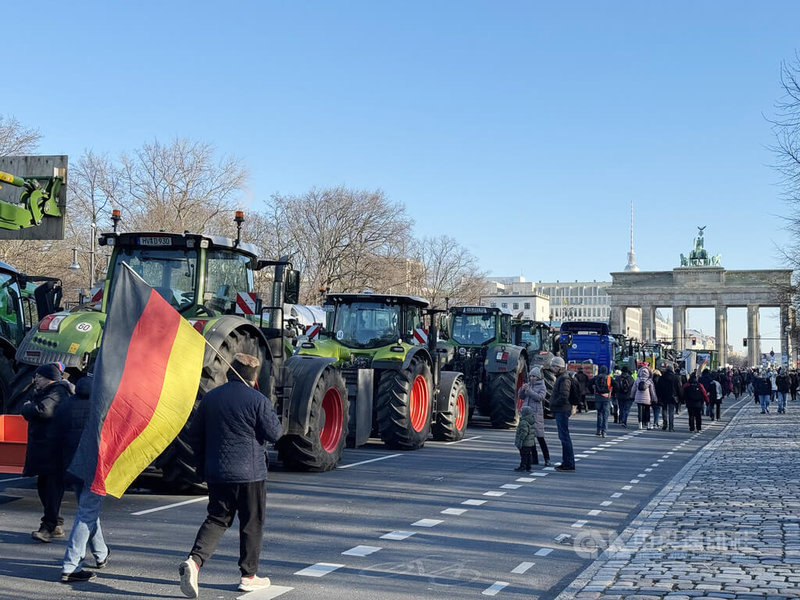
[35,363,63,381]
[229,353,260,382]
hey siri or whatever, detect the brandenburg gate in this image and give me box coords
[606,228,794,367]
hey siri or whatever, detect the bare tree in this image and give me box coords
[411,235,488,308]
[0,115,41,156]
[265,187,412,303]
[118,138,247,233]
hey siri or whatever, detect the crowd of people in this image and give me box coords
[516,358,797,473]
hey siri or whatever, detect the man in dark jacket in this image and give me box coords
[698,369,718,420]
[616,367,635,427]
[655,365,682,432]
[548,357,575,472]
[21,362,74,542]
[775,368,790,414]
[682,373,708,432]
[180,353,282,598]
[755,370,772,413]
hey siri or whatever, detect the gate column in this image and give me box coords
[715,305,727,367]
[673,305,685,350]
[747,305,760,367]
[641,305,654,343]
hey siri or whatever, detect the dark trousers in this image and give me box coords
[688,406,702,431]
[518,446,534,470]
[189,480,267,577]
[37,472,65,530]
[554,412,575,469]
[711,401,721,420]
[535,437,550,463]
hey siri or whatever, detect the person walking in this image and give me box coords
[699,369,718,421]
[655,364,682,432]
[514,406,537,472]
[616,366,634,428]
[650,368,663,429]
[592,366,612,437]
[55,375,110,583]
[179,353,283,598]
[573,367,590,413]
[775,367,790,414]
[516,367,551,466]
[633,366,656,430]
[755,369,772,414]
[548,357,575,472]
[610,369,622,423]
[789,370,798,402]
[21,362,74,543]
[682,373,708,432]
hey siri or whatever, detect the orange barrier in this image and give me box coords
[0,415,27,474]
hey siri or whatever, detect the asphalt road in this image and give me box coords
[0,397,749,600]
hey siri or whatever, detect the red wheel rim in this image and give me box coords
[320,387,344,453]
[410,375,430,432]
[455,393,466,430]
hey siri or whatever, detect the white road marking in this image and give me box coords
[554,533,572,543]
[637,474,647,478]
[236,584,294,599]
[483,491,506,497]
[645,468,653,472]
[611,492,622,498]
[575,454,589,458]
[584,450,597,454]
[622,485,632,490]
[571,520,588,528]
[534,548,553,556]
[441,508,467,515]
[650,463,659,467]
[530,472,548,477]
[294,563,343,577]
[131,497,206,516]
[501,484,521,489]
[0,476,31,483]
[600,500,612,506]
[587,509,601,516]
[516,477,535,482]
[380,531,415,540]
[337,454,402,469]
[442,435,483,445]
[511,561,535,574]
[462,499,487,506]
[543,466,555,471]
[630,480,641,484]
[482,581,509,596]
[412,518,442,527]
[342,545,381,557]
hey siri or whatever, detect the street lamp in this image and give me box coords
[785,324,792,367]
[69,221,97,288]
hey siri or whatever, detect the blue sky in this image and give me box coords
[4,1,798,353]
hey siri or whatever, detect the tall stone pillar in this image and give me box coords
[641,305,654,343]
[673,305,685,350]
[715,305,727,367]
[780,303,790,368]
[609,304,623,335]
[747,305,760,367]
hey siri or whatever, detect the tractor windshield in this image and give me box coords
[0,271,23,343]
[329,301,404,349]
[521,326,546,351]
[112,248,198,310]
[450,312,497,345]
[204,250,256,314]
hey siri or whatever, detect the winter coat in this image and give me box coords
[54,377,93,484]
[549,372,573,414]
[632,366,656,405]
[776,373,790,393]
[21,379,74,476]
[790,373,799,391]
[655,370,682,406]
[515,409,537,449]
[187,375,283,484]
[517,378,546,437]
[755,375,772,396]
[682,380,709,409]
[699,373,718,402]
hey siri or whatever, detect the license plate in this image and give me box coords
[138,236,172,246]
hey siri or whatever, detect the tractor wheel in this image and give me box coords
[155,327,268,489]
[277,367,349,471]
[4,364,37,414]
[0,354,15,413]
[487,357,527,429]
[432,376,468,442]
[376,356,432,450]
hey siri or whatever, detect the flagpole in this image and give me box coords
[199,336,251,386]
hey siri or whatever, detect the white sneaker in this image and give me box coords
[179,557,199,598]
[646,424,652,430]
[638,423,643,430]
[239,575,271,592]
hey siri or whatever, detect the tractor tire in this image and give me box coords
[154,327,268,489]
[376,357,432,450]
[432,376,468,442]
[277,367,349,471]
[487,358,527,429]
[3,364,37,414]
[0,353,15,414]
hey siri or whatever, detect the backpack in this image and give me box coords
[568,378,582,405]
[637,378,647,392]
[687,383,704,403]
[594,375,609,395]
[617,375,632,396]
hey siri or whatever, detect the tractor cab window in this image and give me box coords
[499,314,511,343]
[205,250,256,314]
[451,312,497,345]
[0,272,23,344]
[331,302,401,348]
[401,305,424,343]
[521,326,545,351]
[112,248,197,310]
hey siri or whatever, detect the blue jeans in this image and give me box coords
[63,485,108,574]
[554,412,575,469]
[652,405,662,428]
[619,399,633,425]
[595,399,610,434]
[759,395,771,412]
[777,391,787,412]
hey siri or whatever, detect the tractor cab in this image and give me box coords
[447,306,512,347]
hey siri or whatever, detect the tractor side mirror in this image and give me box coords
[284,269,300,304]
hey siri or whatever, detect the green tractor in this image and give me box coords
[295,292,468,449]
[0,261,61,412]
[439,306,528,428]
[12,213,354,483]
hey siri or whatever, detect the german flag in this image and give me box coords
[69,263,205,498]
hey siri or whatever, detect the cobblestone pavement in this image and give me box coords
[556,393,800,600]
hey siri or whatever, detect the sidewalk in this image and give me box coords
[557,394,800,600]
